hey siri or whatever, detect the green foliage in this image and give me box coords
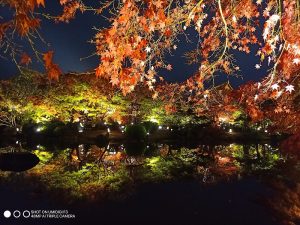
[33,150,53,164]
[230,144,284,171]
[0,143,290,203]
[143,149,197,181]
[38,159,131,201]
[141,121,158,133]
[102,166,131,192]
[0,72,132,126]
[124,142,146,156]
[233,111,250,128]
[0,70,210,127]
[42,120,65,135]
[125,124,147,140]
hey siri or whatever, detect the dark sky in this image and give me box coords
[0,0,269,88]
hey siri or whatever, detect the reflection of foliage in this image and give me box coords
[0,147,200,201]
[230,144,283,172]
[33,150,53,164]
[143,148,198,181]
[144,157,179,180]
[102,166,132,193]
[124,142,146,156]
[265,163,300,225]
[280,133,300,159]
[0,144,293,204]
[269,182,300,225]
[30,152,132,201]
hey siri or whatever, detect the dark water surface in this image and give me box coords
[0,139,299,225]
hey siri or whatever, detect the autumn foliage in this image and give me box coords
[1,0,300,133]
[43,51,62,80]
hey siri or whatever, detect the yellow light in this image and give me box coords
[148,157,160,165]
[149,116,159,124]
[219,117,227,122]
[36,126,45,132]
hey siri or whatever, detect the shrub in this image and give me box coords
[44,120,65,136]
[124,142,146,156]
[141,121,158,134]
[125,124,147,140]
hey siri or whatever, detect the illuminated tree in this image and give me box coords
[0,0,299,91]
[0,69,47,126]
[1,0,300,134]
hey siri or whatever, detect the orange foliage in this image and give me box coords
[43,51,62,80]
[19,53,32,66]
[280,133,300,158]
[55,0,85,23]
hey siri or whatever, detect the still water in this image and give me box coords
[0,139,299,225]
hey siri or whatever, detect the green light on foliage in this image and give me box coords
[33,150,53,164]
[148,157,160,166]
[149,116,159,124]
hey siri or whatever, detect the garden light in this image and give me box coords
[36,126,44,132]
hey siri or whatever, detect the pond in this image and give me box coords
[0,139,299,225]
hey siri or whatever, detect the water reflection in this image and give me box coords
[0,141,283,173]
[1,141,283,186]
[0,152,39,172]
[1,140,299,224]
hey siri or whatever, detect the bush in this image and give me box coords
[96,135,109,148]
[44,120,65,136]
[57,122,78,135]
[125,124,147,140]
[22,123,36,136]
[141,121,158,134]
[22,121,66,136]
[124,142,146,156]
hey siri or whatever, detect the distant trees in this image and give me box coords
[0,70,203,127]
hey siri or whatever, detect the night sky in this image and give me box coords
[0,0,270,88]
